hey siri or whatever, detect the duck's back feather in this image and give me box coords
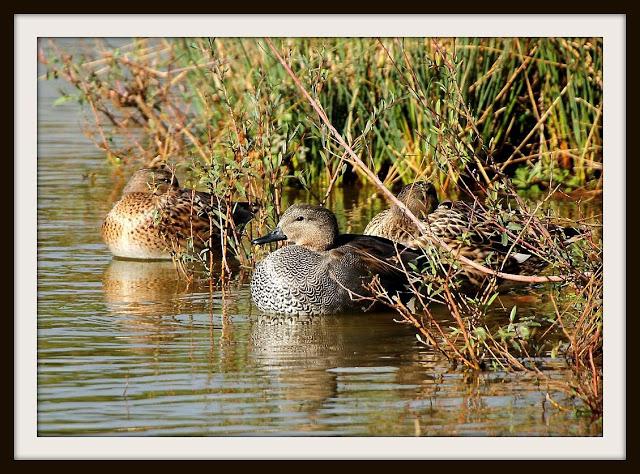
[330,234,421,275]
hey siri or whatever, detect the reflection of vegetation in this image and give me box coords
[40,37,603,421]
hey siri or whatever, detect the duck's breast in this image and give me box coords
[102,194,172,260]
[251,246,350,316]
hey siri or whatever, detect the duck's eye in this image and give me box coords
[295,216,304,221]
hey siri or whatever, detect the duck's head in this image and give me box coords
[394,181,438,217]
[252,204,339,251]
[122,165,179,195]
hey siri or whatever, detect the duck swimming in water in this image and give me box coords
[102,165,255,260]
[364,181,579,285]
[250,204,421,316]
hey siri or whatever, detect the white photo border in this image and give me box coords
[16,14,625,459]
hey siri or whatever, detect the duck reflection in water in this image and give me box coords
[101,259,214,352]
[249,311,438,431]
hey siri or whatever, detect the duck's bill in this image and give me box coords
[252,228,287,245]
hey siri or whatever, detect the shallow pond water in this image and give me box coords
[36,39,602,437]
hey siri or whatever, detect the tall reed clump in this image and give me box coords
[40,37,601,195]
[262,38,603,417]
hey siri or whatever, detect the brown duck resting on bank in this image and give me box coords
[364,181,581,285]
[250,204,422,316]
[102,165,256,260]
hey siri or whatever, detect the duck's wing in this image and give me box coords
[197,191,256,226]
[328,234,428,302]
[330,234,421,275]
[167,189,253,223]
[181,190,255,225]
[422,201,499,246]
[430,201,584,248]
[154,190,253,252]
[154,191,214,250]
[421,202,572,277]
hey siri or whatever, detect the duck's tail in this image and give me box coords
[547,222,588,245]
[231,201,259,226]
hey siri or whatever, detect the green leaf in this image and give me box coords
[473,327,488,342]
[509,305,517,323]
[518,325,530,339]
[506,221,522,232]
[486,292,499,307]
[52,95,73,106]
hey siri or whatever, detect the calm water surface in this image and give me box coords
[37,39,601,436]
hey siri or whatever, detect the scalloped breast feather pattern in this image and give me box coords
[251,245,368,316]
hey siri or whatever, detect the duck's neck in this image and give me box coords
[389,204,421,231]
[296,228,338,252]
[391,194,435,222]
[122,182,176,195]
